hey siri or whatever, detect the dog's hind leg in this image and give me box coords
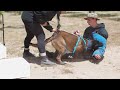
[30,43,38,47]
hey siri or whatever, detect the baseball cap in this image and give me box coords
[84,13,100,20]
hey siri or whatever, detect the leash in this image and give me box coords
[72,35,87,57]
[56,11,61,30]
[80,36,87,51]
[72,36,81,56]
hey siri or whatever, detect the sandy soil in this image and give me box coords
[1,12,120,79]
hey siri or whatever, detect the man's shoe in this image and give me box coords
[40,56,56,65]
[23,51,35,58]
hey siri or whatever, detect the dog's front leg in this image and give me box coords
[56,53,66,65]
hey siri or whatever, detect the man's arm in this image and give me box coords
[98,28,108,40]
[34,11,58,32]
[42,22,57,32]
[42,22,53,32]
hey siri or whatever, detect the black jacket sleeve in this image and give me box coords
[33,11,47,24]
[33,11,58,24]
[33,11,58,32]
[98,28,108,40]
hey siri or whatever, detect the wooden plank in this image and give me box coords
[0,43,6,59]
[0,57,30,79]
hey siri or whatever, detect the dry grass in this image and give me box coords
[1,11,120,79]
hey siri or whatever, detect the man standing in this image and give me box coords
[21,11,62,65]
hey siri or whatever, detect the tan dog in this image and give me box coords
[30,30,88,65]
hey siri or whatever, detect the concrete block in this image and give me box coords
[0,43,7,60]
[0,57,30,79]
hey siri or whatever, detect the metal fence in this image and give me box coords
[0,13,5,45]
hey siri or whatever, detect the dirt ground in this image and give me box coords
[0,12,120,79]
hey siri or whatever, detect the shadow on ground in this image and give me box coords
[23,50,103,65]
[25,51,88,64]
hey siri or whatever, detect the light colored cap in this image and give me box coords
[84,13,100,20]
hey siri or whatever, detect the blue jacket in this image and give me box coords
[83,23,108,50]
[83,23,108,40]
[92,32,106,50]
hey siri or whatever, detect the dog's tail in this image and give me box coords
[30,31,60,47]
[30,43,38,47]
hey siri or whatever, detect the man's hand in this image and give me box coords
[41,22,59,32]
[51,29,58,32]
[89,55,104,64]
[73,30,80,36]
[41,22,48,26]
[94,54,101,60]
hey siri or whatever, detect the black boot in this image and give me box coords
[40,56,56,65]
[23,49,35,58]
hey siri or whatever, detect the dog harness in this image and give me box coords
[72,35,87,56]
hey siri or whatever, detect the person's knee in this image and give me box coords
[37,33,45,40]
[37,34,45,45]
[37,34,46,53]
